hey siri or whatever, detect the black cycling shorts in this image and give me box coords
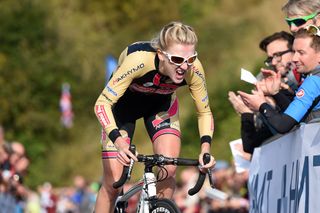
[101,89,180,159]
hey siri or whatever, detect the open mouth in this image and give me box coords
[176,69,185,77]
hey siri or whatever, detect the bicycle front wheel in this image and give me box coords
[149,198,180,213]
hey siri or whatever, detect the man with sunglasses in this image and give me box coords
[282,0,320,32]
[259,31,301,91]
[238,25,320,134]
[93,21,216,212]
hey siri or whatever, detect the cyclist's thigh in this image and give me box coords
[153,134,181,158]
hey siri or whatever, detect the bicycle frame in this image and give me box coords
[115,170,157,213]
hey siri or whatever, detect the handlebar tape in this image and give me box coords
[112,144,136,189]
[113,166,130,188]
[188,153,211,196]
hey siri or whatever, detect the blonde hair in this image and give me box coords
[151,21,198,50]
[295,28,320,52]
[282,0,320,17]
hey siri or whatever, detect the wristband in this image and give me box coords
[200,136,212,145]
[109,129,122,143]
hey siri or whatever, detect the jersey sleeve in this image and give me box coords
[185,59,214,143]
[94,50,155,141]
[284,76,320,122]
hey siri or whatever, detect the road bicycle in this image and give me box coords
[113,145,214,213]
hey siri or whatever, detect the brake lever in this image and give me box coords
[127,144,136,180]
[208,168,215,189]
[203,153,215,189]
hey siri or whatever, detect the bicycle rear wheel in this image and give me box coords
[149,198,180,213]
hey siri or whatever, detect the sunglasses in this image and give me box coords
[161,51,197,66]
[264,49,292,67]
[305,24,320,37]
[286,12,318,27]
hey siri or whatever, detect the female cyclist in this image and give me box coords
[94,21,216,212]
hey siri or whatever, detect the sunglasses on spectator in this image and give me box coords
[161,51,197,66]
[264,49,292,67]
[286,12,318,27]
[305,24,320,37]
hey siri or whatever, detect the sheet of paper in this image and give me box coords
[205,188,229,201]
[240,68,257,84]
[229,139,251,173]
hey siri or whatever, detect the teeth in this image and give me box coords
[177,70,185,75]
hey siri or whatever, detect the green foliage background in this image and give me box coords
[0,0,288,188]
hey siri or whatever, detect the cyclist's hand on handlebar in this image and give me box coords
[114,137,138,166]
[198,152,216,172]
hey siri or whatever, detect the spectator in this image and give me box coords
[258,31,301,92]
[211,160,231,192]
[56,187,77,213]
[238,25,320,134]
[39,182,57,213]
[9,142,26,166]
[282,0,320,33]
[25,190,41,213]
[0,128,30,213]
[228,31,300,154]
[71,175,94,212]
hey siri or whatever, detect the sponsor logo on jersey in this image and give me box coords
[113,63,145,84]
[202,95,208,102]
[155,122,171,129]
[192,66,205,82]
[106,86,118,96]
[143,82,154,87]
[296,89,305,98]
[130,84,175,94]
[95,105,110,128]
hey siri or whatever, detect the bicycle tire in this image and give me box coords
[149,198,180,213]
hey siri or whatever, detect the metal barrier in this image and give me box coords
[248,122,320,213]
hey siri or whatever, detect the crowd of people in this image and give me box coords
[0,126,99,212]
[228,0,320,156]
[0,125,30,212]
